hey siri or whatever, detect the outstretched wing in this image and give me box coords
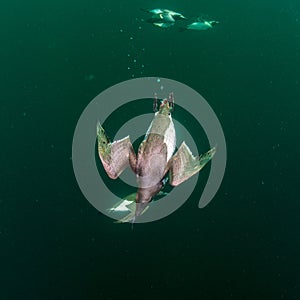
[97,122,136,179]
[168,142,216,186]
[152,22,174,28]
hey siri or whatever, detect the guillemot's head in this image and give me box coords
[158,99,172,116]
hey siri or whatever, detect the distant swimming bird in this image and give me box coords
[141,8,187,20]
[141,8,187,28]
[184,18,219,31]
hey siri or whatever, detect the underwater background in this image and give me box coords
[0,0,299,299]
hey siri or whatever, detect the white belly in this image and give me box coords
[164,116,176,161]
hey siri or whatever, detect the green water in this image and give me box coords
[0,0,299,299]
